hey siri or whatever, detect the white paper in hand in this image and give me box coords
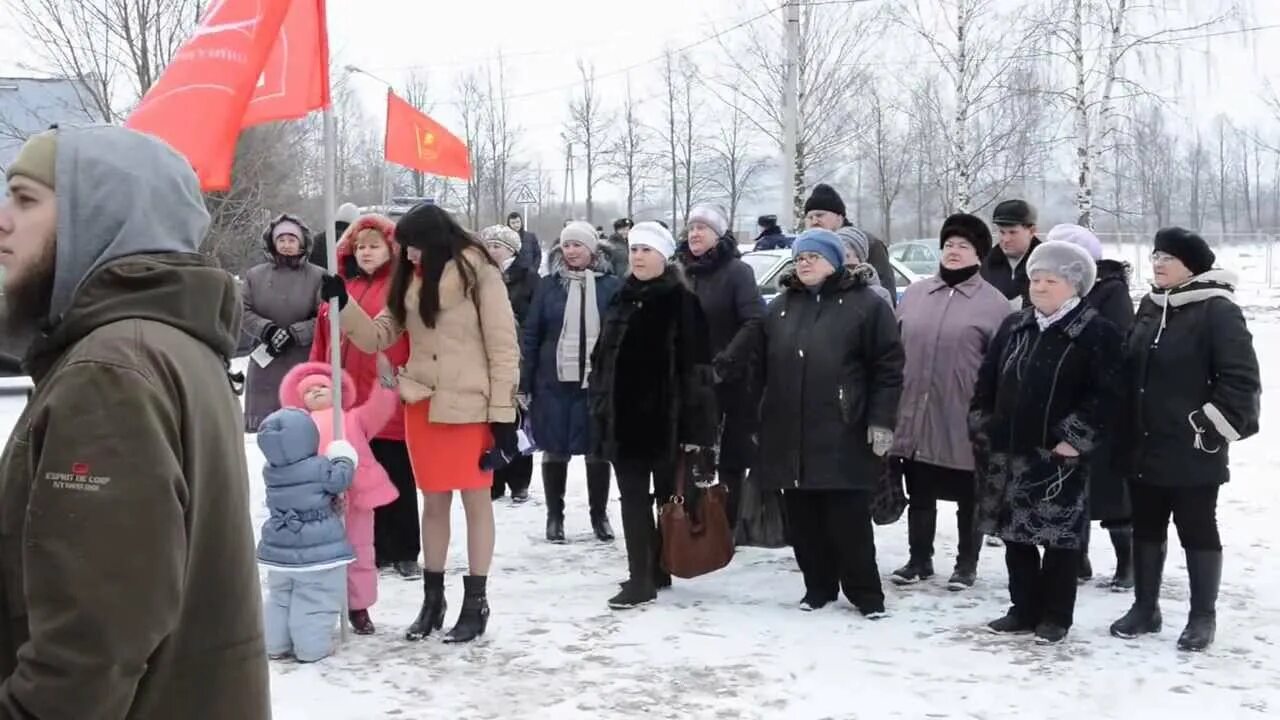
[251,344,275,368]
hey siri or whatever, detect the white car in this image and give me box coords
[742,249,922,304]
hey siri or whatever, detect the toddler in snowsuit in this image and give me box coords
[257,407,359,662]
[280,359,400,634]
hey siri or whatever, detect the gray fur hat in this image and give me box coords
[1026,240,1097,297]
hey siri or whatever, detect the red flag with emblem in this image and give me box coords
[242,0,330,126]
[384,90,471,180]
[125,0,294,190]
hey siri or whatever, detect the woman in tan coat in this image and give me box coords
[321,203,519,644]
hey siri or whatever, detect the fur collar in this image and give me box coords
[547,245,614,285]
[779,264,874,294]
[676,236,740,276]
[1147,269,1238,308]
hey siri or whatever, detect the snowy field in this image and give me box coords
[1,292,1277,719]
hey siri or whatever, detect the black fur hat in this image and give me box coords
[939,213,993,260]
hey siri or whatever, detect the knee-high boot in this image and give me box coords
[586,460,615,542]
[542,461,567,543]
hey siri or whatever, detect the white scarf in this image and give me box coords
[557,268,600,388]
[1035,296,1081,331]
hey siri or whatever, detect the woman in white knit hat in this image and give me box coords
[520,221,623,543]
[588,222,720,609]
[970,240,1124,644]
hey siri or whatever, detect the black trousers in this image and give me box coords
[1130,483,1221,551]
[1005,542,1078,628]
[491,453,534,499]
[903,460,980,568]
[784,489,884,612]
[613,459,676,585]
[370,439,420,565]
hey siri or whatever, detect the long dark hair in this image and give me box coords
[388,203,495,329]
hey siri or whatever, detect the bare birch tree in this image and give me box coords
[607,77,653,219]
[862,87,912,242]
[704,91,768,232]
[455,71,489,228]
[565,60,612,223]
[482,54,523,223]
[717,1,880,226]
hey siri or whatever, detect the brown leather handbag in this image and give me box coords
[659,454,735,579]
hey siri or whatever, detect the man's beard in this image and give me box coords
[2,239,55,338]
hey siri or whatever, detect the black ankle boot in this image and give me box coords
[543,462,567,544]
[1178,550,1221,651]
[444,575,490,643]
[405,571,447,641]
[586,461,615,541]
[1110,542,1165,639]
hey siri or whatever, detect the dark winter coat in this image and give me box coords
[309,220,350,270]
[747,265,905,491]
[1082,258,1135,520]
[754,226,792,251]
[242,231,325,432]
[600,234,630,278]
[980,237,1042,309]
[521,248,622,456]
[1116,270,1261,488]
[676,237,767,470]
[504,259,540,327]
[969,303,1123,549]
[517,229,543,274]
[589,267,719,463]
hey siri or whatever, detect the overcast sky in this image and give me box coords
[2,0,1280,208]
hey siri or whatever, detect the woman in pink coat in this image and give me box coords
[280,360,399,634]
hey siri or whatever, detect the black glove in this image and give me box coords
[480,422,520,471]
[261,324,294,357]
[320,274,349,310]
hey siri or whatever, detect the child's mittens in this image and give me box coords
[326,439,359,468]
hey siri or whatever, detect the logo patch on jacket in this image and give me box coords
[45,463,112,492]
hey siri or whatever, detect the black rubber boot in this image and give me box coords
[542,461,567,544]
[1110,542,1165,639]
[1178,550,1221,652]
[892,501,935,585]
[1105,527,1134,591]
[443,575,490,643]
[586,461,616,542]
[405,571,447,641]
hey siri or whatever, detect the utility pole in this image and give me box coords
[782,0,801,231]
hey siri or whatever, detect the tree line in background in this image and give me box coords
[6,0,1275,274]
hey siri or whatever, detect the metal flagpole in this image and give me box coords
[322,103,349,644]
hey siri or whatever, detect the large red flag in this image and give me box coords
[126,0,293,191]
[385,90,471,180]
[243,0,330,126]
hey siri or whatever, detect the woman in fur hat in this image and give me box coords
[241,214,326,431]
[890,213,1011,591]
[970,240,1123,644]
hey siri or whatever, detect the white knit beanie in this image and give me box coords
[560,221,600,252]
[687,204,728,238]
[629,221,676,260]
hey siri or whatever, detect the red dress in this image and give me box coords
[404,400,494,492]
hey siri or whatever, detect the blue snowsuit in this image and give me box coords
[256,408,355,662]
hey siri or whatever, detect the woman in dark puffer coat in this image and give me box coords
[1047,224,1137,589]
[521,222,622,543]
[1109,227,1260,653]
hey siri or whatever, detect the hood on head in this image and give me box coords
[256,407,321,467]
[279,361,358,411]
[262,213,313,262]
[48,125,211,326]
[335,214,399,279]
[1095,258,1130,288]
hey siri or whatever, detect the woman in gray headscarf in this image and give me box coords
[520,221,623,543]
[837,226,893,306]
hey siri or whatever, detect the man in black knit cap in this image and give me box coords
[802,183,896,304]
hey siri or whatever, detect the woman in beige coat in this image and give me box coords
[321,203,519,644]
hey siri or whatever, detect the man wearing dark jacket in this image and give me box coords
[753,215,792,250]
[981,199,1041,309]
[0,126,269,717]
[802,183,897,305]
[310,201,359,270]
[600,218,632,278]
[507,211,543,274]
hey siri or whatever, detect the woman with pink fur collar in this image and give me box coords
[279,359,399,635]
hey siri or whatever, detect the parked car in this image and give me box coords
[888,240,941,277]
[742,249,922,304]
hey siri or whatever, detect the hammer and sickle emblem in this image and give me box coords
[414,126,439,161]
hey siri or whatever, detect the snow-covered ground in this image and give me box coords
[2,313,1277,719]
